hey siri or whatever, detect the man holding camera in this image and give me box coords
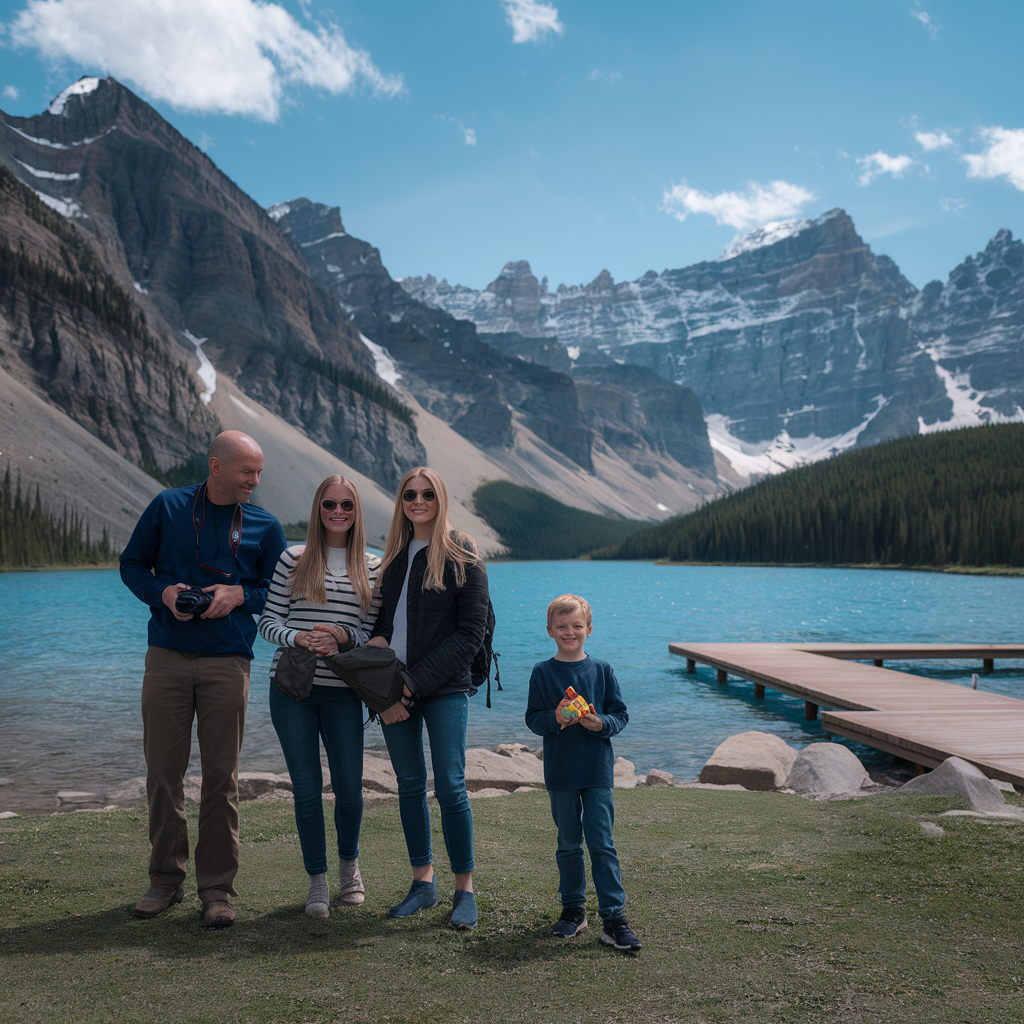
[120,431,286,927]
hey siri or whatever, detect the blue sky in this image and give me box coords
[2,0,1024,290]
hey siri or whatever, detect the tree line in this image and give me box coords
[592,423,1024,568]
[0,467,113,569]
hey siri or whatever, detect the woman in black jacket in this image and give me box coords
[366,466,489,930]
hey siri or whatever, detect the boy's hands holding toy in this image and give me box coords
[557,687,599,730]
[555,698,575,729]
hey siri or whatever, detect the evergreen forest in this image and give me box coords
[0,467,113,569]
[592,423,1024,568]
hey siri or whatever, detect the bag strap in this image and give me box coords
[485,650,501,709]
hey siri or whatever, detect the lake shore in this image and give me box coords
[650,559,1024,577]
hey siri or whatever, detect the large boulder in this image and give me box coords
[614,757,642,789]
[699,731,798,791]
[463,748,545,792]
[787,743,870,799]
[897,757,1007,811]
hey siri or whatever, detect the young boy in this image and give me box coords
[525,594,641,953]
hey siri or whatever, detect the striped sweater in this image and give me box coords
[258,544,382,687]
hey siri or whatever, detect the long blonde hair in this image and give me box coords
[381,466,478,591]
[291,475,373,612]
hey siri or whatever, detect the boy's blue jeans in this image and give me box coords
[269,682,364,873]
[382,693,474,874]
[548,786,626,920]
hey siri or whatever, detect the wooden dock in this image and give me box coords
[668,642,1024,785]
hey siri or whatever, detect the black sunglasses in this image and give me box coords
[321,499,355,512]
[402,489,436,503]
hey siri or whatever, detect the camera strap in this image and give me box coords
[193,482,243,576]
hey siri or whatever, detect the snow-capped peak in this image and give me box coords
[718,217,812,261]
[266,203,291,221]
[49,78,102,116]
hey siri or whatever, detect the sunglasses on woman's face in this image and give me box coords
[321,499,355,512]
[402,489,436,503]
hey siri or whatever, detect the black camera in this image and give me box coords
[175,586,213,617]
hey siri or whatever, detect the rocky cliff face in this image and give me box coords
[269,199,597,472]
[402,211,1024,477]
[0,161,218,476]
[272,198,718,485]
[1,78,424,489]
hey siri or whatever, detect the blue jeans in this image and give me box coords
[269,682,364,874]
[382,693,474,874]
[549,787,626,920]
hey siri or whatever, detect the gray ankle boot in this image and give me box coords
[331,858,365,907]
[305,872,329,918]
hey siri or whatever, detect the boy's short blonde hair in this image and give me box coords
[546,593,593,629]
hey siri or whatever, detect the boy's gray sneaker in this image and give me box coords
[600,916,641,952]
[552,906,587,938]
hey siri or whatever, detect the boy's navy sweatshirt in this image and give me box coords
[120,483,286,658]
[525,656,628,791]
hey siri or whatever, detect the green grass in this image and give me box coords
[473,480,647,560]
[2,790,1023,1023]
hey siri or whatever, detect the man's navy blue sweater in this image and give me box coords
[525,655,628,791]
[120,483,286,658]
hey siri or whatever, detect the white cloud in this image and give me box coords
[662,179,815,231]
[856,151,914,185]
[2,84,21,100]
[588,69,621,83]
[436,114,477,147]
[940,197,966,213]
[911,4,940,40]
[964,126,1024,191]
[7,0,403,122]
[915,130,953,151]
[502,0,564,45]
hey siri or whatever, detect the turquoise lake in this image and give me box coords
[2,562,1023,809]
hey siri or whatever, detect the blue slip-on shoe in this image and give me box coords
[599,916,642,953]
[388,879,438,918]
[449,889,477,930]
[551,905,587,938]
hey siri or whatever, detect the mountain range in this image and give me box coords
[0,78,721,550]
[402,212,1024,479]
[2,77,1022,553]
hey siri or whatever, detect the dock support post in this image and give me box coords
[754,683,765,699]
[874,659,884,667]
[686,659,696,674]
[805,701,818,720]
[716,669,728,684]
[983,658,994,675]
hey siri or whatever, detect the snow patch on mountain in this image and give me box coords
[34,191,86,218]
[183,330,216,404]
[707,395,888,478]
[3,121,115,149]
[16,160,80,181]
[718,218,811,260]
[48,78,102,116]
[359,333,401,386]
[266,203,291,221]
[917,348,1024,433]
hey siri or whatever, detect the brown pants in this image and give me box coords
[141,647,250,899]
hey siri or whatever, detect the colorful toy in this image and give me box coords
[560,686,595,722]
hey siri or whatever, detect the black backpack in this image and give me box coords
[471,599,501,707]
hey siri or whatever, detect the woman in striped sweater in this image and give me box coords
[258,475,381,917]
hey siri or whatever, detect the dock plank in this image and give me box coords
[669,641,1024,785]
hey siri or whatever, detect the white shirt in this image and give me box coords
[390,539,429,665]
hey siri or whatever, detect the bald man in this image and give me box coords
[120,431,286,927]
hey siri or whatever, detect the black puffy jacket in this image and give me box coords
[369,537,490,702]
